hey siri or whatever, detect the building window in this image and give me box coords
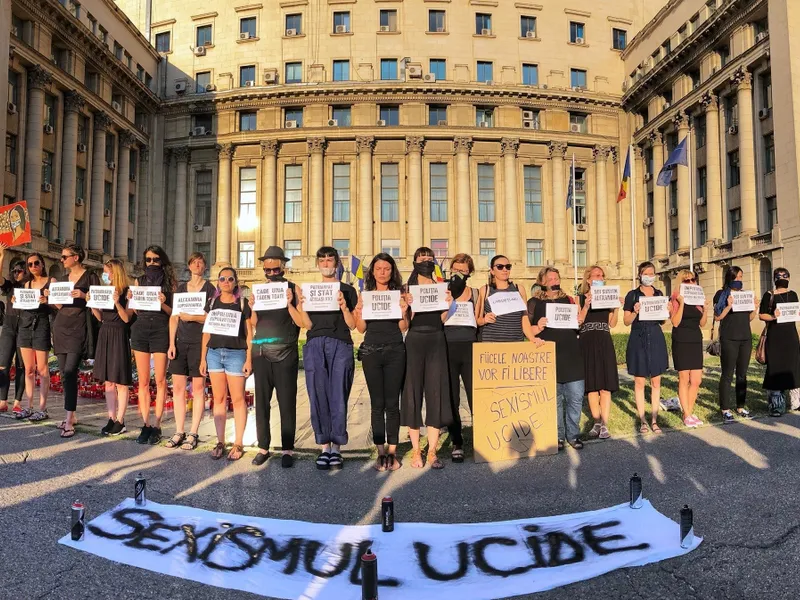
[239,167,257,222]
[612,28,627,50]
[522,63,538,86]
[85,70,99,93]
[520,16,536,37]
[239,65,255,86]
[239,111,257,131]
[42,151,53,186]
[648,236,655,258]
[285,62,302,84]
[574,240,587,267]
[526,240,544,266]
[99,27,107,45]
[697,167,707,200]
[431,239,448,260]
[570,69,587,88]
[475,13,492,34]
[125,53,132,71]
[430,59,446,80]
[647,191,654,219]
[698,219,708,245]
[240,17,256,37]
[332,239,350,257]
[284,165,302,223]
[730,208,741,237]
[195,170,212,226]
[104,181,112,210]
[284,240,301,259]
[671,228,679,253]
[688,69,701,89]
[429,105,447,126]
[194,114,212,132]
[380,59,398,80]
[44,95,56,128]
[333,164,350,222]
[196,71,211,93]
[524,166,542,222]
[381,239,401,258]
[766,196,777,230]
[128,194,135,222]
[479,239,496,257]
[429,10,445,32]
[196,25,212,46]
[574,169,587,224]
[76,167,86,200]
[333,60,350,81]
[718,45,729,66]
[379,105,399,126]
[127,238,134,262]
[114,42,123,60]
[764,133,775,173]
[379,9,398,32]
[381,163,399,222]
[74,220,83,247]
[285,107,303,127]
[430,163,448,222]
[569,112,588,133]
[570,21,585,43]
[105,133,115,164]
[669,181,678,211]
[728,150,740,188]
[762,75,773,110]
[285,14,302,34]
[4,134,16,174]
[695,119,706,148]
[102,229,110,254]
[8,70,19,105]
[333,11,350,32]
[40,208,51,238]
[478,164,495,222]
[238,242,255,269]
[332,106,351,126]
[725,98,738,128]
[477,61,493,83]
[476,106,494,127]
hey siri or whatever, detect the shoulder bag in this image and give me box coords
[755,292,774,365]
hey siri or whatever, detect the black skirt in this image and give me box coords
[580,327,619,393]
[93,322,132,385]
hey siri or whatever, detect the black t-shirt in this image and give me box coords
[713,289,752,341]
[306,283,358,344]
[206,296,251,350]
[528,296,584,383]
[255,280,300,346]
[176,280,216,345]
[0,279,15,320]
[364,319,403,345]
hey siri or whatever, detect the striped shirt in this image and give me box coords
[482,284,525,342]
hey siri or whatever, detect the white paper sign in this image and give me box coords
[301,283,340,312]
[361,290,402,320]
[545,303,579,329]
[680,284,705,306]
[173,292,207,316]
[731,290,756,312]
[129,286,162,311]
[87,286,115,310]
[202,309,242,337]
[591,286,620,309]
[251,283,289,312]
[13,288,40,310]
[409,283,449,313]
[638,296,669,321]
[776,302,800,323]
[446,302,478,328]
[488,291,527,316]
[48,282,74,305]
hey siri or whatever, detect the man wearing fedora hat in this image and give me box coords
[249,246,304,468]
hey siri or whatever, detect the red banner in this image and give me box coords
[0,201,32,246]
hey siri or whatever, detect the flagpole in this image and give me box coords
[687,129,694,272]
[572,154,578,293]
[629,143,637,289]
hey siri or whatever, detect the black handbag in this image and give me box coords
[706,319,721,357]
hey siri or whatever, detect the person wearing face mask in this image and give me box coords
[758,268,800,417]
[714,266,757,423]
[623,261,670,434]
[477,255,528,342]
[0,244,26,415]
[577,265,619,440]
[295,247,357,470]
[250,246,304,468]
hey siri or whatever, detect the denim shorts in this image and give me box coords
[206,347,247,377]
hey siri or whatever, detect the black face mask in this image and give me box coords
[266,271,285,282]
[414,261,436,277]
[548,284,561,292]
[448,272,470,298]
[776,279,790,289]
[145,264,164,287]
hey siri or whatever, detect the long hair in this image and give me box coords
[104,258,129,295]
[723,266,743,289]
[142,245,177,292]
[579,264,606,296]
[365,253,402,291]
[23,252,46,284]
[534,266,567,300]
[408,247,436,286]
[488,254,512,288]
[63,243,85,263]
[213,266,240,301]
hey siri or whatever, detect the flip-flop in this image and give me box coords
[60,428,75,438]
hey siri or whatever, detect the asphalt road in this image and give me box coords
[2,415,800,600]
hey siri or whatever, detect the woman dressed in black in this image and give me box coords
[0,246,26,415]
[759,267,800,417]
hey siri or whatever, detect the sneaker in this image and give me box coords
[690,416,704,426]
[598,425,611,439]
[136,425,152,444]
[101,418,115,435]
[586,423,602,439]
[281,453,294,468]
[109,421,127,435]
[722,411,735,424]
[567,438,584,450]
[683,417,697,428]
[737,408,753,419]
[148,426,163,445]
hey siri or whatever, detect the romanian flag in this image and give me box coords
[433,257,445,282]
[617,147,631,203]
[351,256,364,291]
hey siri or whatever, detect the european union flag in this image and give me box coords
[656,136,688,187]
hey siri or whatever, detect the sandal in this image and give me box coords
[227,444,245,461]
[316,451,331,470]
[60,427,75,438]
[58,419,78,430]
[13,408,32,420]
[386,454,402,471]
[180,433,199,450]
[651,422,662,434]
[165,432,186,449]
[451,447,465,463]
[28,410,48,422]
[639,422,650,434]
[211,442,225,460]
[411,449,423,469]
[329,452,343,469]
[374,455,387,471]
[427,451,444,470]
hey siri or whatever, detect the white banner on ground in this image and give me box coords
[202,309,242,337]
[638,296,669,321]
[59,499,701,600]
[301,283,340,312]
[776,302,800,323]
[87,286,115,310]
[731,291,756,313]
[408,284,449,313]
[129,286,162,311]
[679,284,705,306]
[252,283,289,312]
[446,302,477,328]
[591,286,620,310]
[48,281,74,305]
[173,292,207,316]
[545,303,579,329]
[361,290,402,320]
[13,288,40,310]
[488,291,527,316]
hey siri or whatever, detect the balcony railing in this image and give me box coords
[752,231,772,245]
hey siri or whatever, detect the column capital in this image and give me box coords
[548,141,567,159]
[593,145,611,160]
[500,137,520,156]
[216,143,234,160]
[648,131,663,145]
[94,111,113,131]
[260,139,279,157]
[610,147,619,163]
[673,111,690,131]
[119,130,137,149]
[454,136,473,154]
[27,65,52,90]
[140,147,149,163]
[405,136,425,154]
[307,137,327,155]
[700,91,719,111]
[172,146,190,163]
[64,91,86,114]
[634,145,644,160]
[356,135,375,153]
[731,67,752,91]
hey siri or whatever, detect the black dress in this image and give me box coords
[93,288,132,385]
[761,290,800,391]
[528,296,584,384]
[579,295,619,393]
[624,288,669,378]
[52,270,98,356]
[672,300,704,371]
[17,281,51,351]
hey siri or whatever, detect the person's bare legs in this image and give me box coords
[134,351,152,425]
[189,376,206,435]
[688,369,703,418]
[115,383,128,423]
[104,381,117,420]
[209,372,228,453]
[227,373,247,459]
[599,390,612,425]
[172,374,188,434]
[20,347,36,410]
[634,376,647,426]
[678,370,691,419]
[152,354,168,429]
[650,375,661,428]
[409,428,422,467]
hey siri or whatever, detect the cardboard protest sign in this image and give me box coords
[638,296,669,321]
[301,283,339,312]
[408,283,448,313]
[48,281,74,305]
[680,284,705,306]
[87,286,115,310]
[173,292,207,316]
[13,288,40,310]
[487,291,527,316]
[472,342,557,464]
[0,201,32,246]
[251,283,288,312]
[361,290,402,320]
[129,286,162,311]
[545,303,579,329]
[202,309,242,336]
[776,302,800,323]
[731,290,756,312]
[446,302,477,328]
[591,286,620,309]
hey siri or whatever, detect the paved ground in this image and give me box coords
[3,411,800,599]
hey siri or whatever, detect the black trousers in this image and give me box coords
[719,338,751,411]
[362,343,405,446]
[0,322,24,402]
[447,341,474,447]
[253,348,299,451]
[58,353,82,412]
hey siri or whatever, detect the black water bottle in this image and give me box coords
[361,548,378,600]
[680,505,694,549]
[629,473,643,509]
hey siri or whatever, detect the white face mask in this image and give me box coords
[640,275,657,287]
[319,266,337,278]
[101,272,112,285]
[591,279,605,287]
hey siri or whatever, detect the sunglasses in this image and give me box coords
[263,267,282,275]
[776,274,790,279]
[12,268,24,274]
[145,257,161,264]
[493,264,512,271]
[684,278,696,283]
[60,254,76,261]
[218,276,236,283]
[27,260,41,268]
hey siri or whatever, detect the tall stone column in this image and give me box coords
[308,137,326,253]
[58,91,85,244]
[23,66,52,235]
[356,136,375,256]
[454,137,473,254]
[260,140,278,250]
[214,143,234,268]
[501,138,520,260]
[549,142,567,263]
[733,67,758,235]
[650,132,668,259]
[594,146,611,264]
[0,0,9,202]
[406,136,425,254]
[674,112,691,251]
[89,112,112,252]
[633,146,646,262]
[172,146,190,267]
[136,147,149,258]
[701,92,723,244]
[114,131,134,259]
